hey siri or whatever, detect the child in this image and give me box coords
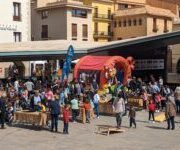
[148,100,156,123]
[38,102,47,128]
[63,104,70,134]
[154,92,162,112]
[83,99,91,123]
[128,105,136,128]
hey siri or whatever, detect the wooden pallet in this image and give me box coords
[97,125,125,136]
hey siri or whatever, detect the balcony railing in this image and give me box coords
[93,13,112,20]
[13,15,21,21]
[93,31,112,37]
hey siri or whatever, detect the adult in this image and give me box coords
[91,78,99,92]
[174,86,180,113]
[33,90,42,111]
[0,97,6,129]
[49,97,60,132]
[45,86,54,106]
[93,91,100,118]
[70,96,79,122]
[113,93,125,129]
[165,96,176,130]
[24,79,34,96]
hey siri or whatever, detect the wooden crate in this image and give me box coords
[97,125,125,136]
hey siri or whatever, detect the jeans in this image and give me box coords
[72,109,79,122]
[149,111,155,121]
[51,114,59,131]
[130,117,136,128]
[116,112,123,128]
[175,100,180,113]
[63,122,69,133]
[167,116,175,129]
[0,113,5,128]
[94,103,99,117]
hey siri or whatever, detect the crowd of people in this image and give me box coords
[0,74,179,133]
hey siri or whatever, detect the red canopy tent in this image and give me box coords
[74,55,134,88]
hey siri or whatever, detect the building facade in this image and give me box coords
[112,5,174,40]
[31,0,93,42]
[0,0,31,43]
[0,0,31,78]
[89,0,114,42]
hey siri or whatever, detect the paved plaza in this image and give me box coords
[0,111,180,150]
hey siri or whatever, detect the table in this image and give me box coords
[14,111,50,125]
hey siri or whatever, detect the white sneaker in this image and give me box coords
[152,121,155,124]
[97,116,100,119]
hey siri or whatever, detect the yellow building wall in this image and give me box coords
[92,1,114,42]
[112,16,147,40]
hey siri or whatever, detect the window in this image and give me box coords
[117,37,122,40]
[94,22,98,33]
[41,25,48,39]
[128,20,131,26]
[164,19,168,33]
[133,19,137,26]
[139,19,142,25]
[72,9,87,18]
[41,10,48,19]
[118,21,122,27]
[118,4,128,10]
[108,9,111,19]
[114,21,117,28]
[72,24,77,40]
[123,20,127,27]
[13,2,21,21]
[13,32,21,42]
[108,24,111,33]
[94,7,98,18]
[153,18,158,32]
[82,24,88,39]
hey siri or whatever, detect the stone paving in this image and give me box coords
[0,111,180,150]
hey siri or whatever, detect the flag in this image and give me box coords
[62,45,74,81]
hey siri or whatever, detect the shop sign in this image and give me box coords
[135,59,164,70]
[0,24,17,32]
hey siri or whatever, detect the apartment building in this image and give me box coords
[31,0,93,42]
[0,0,31,78]
[0,0,31,43]
[84,0,114,42]
[112,5,175,40]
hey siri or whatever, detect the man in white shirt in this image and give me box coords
[24,79,34,94]
[93,91,100,118]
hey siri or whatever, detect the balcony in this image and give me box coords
[13,15,21,21]
[93,31,112,38]
[93,13,112,22]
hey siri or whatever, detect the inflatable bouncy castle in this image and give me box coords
[73,56,135,89]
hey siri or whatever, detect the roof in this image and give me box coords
[114,5,175,18]
[1,31,180,61]
[88,30,180,53]
[36,1,92,11]
[0,40,102,60]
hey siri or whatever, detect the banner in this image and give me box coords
[62,45,74,81]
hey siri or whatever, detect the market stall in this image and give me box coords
[74,56,135,115]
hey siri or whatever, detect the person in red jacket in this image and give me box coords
[148,100,156,123]
[63,104,70,134]
[83,99,91,123]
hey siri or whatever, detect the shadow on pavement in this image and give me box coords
[8,123,50,132]
[145,126,166,130]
